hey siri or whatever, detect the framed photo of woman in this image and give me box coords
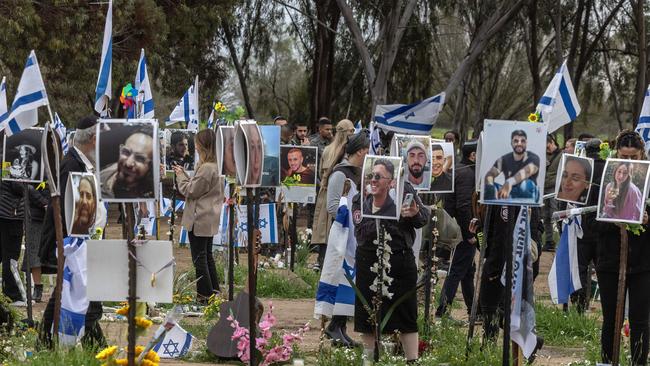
[554,154,594,205]
[597,158,650,224]
[2,127,44,183]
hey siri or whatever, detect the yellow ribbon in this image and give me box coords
[36,182,47,190]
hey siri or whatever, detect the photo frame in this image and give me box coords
[479,120,547,206]
[218,126,236,179]
[96,119,159,202]
[2,127,44,183]
[259,125,281,187]
[360,155,403,220]
[596,158,650,224]
[278,145,318,203]
[65,172,99,237]
[234,120,265,187]
[574,140,587,157]
[475,132,483,192]
[424,140,455,193]
[163,129,197,173]
[554,154,594,206]
[390,134,432,191]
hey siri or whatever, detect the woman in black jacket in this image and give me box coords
[596,130,650,365]
[21,184,50,302]
[0,180,25,304]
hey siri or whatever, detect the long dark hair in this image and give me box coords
[612,161,632,215]
[615,129,645,155]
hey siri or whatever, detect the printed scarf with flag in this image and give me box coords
[1,51,50,136]
[536,60,581,133]
[548,215,582,304]
[635,84,650,156]
[94,0,112,116]
[58,237,89,346]
[167,76,199,131]
[373,92,445,135]
[508,207,538,358]
[314,183,358,318]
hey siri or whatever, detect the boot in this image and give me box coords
[33,284,43,303]
[325,317,352,348]
[340,323,361,348]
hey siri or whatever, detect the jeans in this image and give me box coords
[436,240,476,316]
[189,231,220,299]
[598,270,650,365]
[569,238,598,313]
[0,219,22,301]
[484,180,540,201]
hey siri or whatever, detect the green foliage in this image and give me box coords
[535,303,600,347]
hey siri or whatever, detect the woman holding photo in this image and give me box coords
[173,129,224,303]
[596,130,650,365]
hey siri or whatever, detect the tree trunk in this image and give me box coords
[222,22,255,119]
[553,0,562,66]
[526,0,542,105]
[633,0,647,125]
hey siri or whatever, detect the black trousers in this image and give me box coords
[189,231,220,299]
[570,238,598,313]
[0,218,23,301]
[436,241,476,316]
[597,270,650,365]
[39,297,105,348]
[480,272,504,343]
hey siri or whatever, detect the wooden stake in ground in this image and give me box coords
[169,174,177,243]
[246,188,258,365]
[502,206,517,366]
[611,226,629,366]
[227,183,236,301]
[123,203,137,366]
[289,203,297,272]
[466,206,491,354]
[23,183,33,323]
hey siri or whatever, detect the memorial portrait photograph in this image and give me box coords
[426,141,454,193]
[278,145,318,203]
[96,120,159,201]
[234,121,264,187]
[66,172,98,237]
[361,155,402,220]
[164,129,196,172]
[218,126,236,178]
[479,120,547,206]
[555,154,594,205]
[2,127,43,183]
[390,134,431,191]
[259,125,280,187]
[597,158,650,224]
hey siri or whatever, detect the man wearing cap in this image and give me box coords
[429,143,453,192]
[405,140,429,190]
[39,115,107,348]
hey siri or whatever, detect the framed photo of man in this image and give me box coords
[217,126,236,179]
[554,154,594,205]
[96,119,159,202]
[360,155,403,220]
[2,127,44,183]
[259,125,281,187]
[425,140,455,193]
[597,158,650,225]
[479,120,547,206]
[278,145,318,203]
[164,129,196,173]
[65,172,99,237]
[390,134,431,191]
[234,120,265,187]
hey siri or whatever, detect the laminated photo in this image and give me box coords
[234,120,265,187]
[597,158,650,224]
[425,140,454,193]
[360,155,403,220]
[390,134,432,191]
[96,119,159,202]
[218,126,236,178]
[2,127,44,183]
[479,120,547,206]
[259,125,280,187]
[65,172,98,237]
[278,145,318,203]
[554,154,594,205]
[164,129,197,173]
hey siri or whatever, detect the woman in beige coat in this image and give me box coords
[172,129,224,303]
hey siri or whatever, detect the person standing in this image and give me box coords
[595,130,650,365]
[435,141,477,319]
[542,134,561,251]
[310,117,334,160]
[22,184,50,303]
[0,180,25,306]
[172,129,225,303]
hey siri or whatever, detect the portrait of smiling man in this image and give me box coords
[363,158,398,218]
[404,139,430,190]
[99,123,157,200]
[71,174,97,236]
[429,143,453,192]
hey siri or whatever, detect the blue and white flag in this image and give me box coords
[374,92,445,135]
[536,60,581,133]
[635,85,650,153]
[548,216,583,304]
[314,185,358,318]
[212,204,230,246]
[131,48,154,119]
[161,198,185,217]
[54,112,69,154]
[1,51,50,136]
[167,76,199,131]
[368,122,383,155]
[354,120,362,134]
[207,101,216,129]
[235,203,278,245]
[0,77,8,122]
[94,0,112,116]
[179,226,189,245]
[152,323,193,359]
[508,207,538,359]
[58,237,89,346]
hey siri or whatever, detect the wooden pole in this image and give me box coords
[467,206,491,355]
[23,183,33,323]
[227,185,236,301]
[123,203,137,366]
[169,174,177,243]
[502,207,517,366]
[246,188,257,366]
[289,204,297,272]
[611,226,629,366]
[51,196,65,344]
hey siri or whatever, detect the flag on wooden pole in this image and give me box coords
[536,60,581,133]
[94,0,112,116]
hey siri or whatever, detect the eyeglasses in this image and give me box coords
[367,173,391,181]
[119,144,151,165]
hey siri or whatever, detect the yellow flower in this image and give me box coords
[116,305,129,316]
[135,345,145,355]
[146,350,160,362]
[135,316,153,329]
[115,359,129,365]
[600,142,609,150]
[142,359,159,366]
[95,345,118,360]
[528,113,539,123]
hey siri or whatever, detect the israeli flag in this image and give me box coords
[207,101,216,129]
[1,51,50,136]
[54,112,69,155]
[354,120,362,134]
[368,122,383,155]
[132,49,154,119]
[167,76,199,131]
[58,237,89,346]
[537,60,581,133]
[548,216,583,304]
[152,323,193,358]
[179,226,189,245]
[374,92,445,135]
[161,198,185,217]
[314,186,358,318]
[94,0,112,116]
[635,85,650,154]
[0,77,8,122]
[235,203,278,245]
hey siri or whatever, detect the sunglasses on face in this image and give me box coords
[367,173,391,181]
[119,144,151,165]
